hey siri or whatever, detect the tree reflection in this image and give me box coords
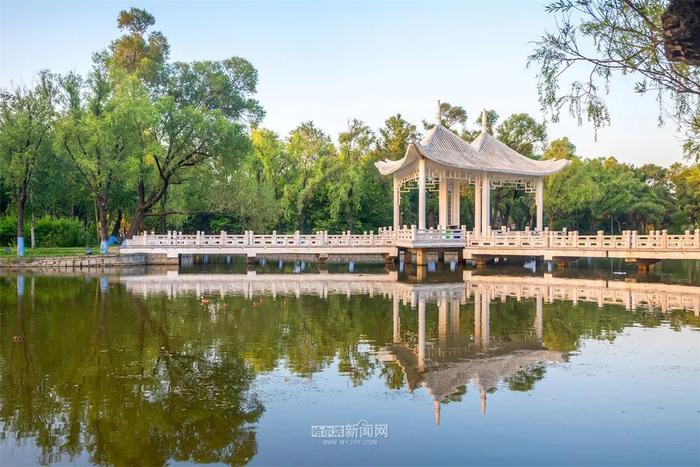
[0,273,698,463]
[0,276,262,466]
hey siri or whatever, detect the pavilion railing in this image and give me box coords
[122,227,700,251]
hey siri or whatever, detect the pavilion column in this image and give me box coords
[535,178,544,232]
[480,290,490,348]
[481,174,491,234]
[418,158,427,230]
[393,175,400,230]
[438,177,448,228]
[418,298,426,372]
[474,178,482,236]
[451,181,461,226]
[535,295,543,341]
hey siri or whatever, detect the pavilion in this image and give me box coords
[375,103,569,235]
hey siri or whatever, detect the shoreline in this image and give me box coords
[0,253,150,269]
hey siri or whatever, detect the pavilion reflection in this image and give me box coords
[381,285,563,424]
[118,268,699,426]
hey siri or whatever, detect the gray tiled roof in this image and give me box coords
[375,124,569,177]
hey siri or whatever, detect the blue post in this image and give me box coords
[17,274,25,297]
[349,261,355,272]
[17,237,25,257]
[100,276,109,294]
[100,240,108,255]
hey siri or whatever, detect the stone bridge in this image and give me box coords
[120,227,700,271]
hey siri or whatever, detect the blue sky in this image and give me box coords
[0,0,686,165]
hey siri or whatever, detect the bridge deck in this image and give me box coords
[120,227,700,263]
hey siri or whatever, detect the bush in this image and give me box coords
[0,216,94,247]
[0,216,15,246]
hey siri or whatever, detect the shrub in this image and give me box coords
[0,216,18,246]
[0,216,94,247]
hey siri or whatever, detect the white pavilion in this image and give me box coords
[375,103,569,235]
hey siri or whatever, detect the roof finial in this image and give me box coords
[435,100,442,125]
[481,109,488,134]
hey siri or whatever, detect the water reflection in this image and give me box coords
[0,267,698,465]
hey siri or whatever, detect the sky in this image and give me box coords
[0,0,688,166]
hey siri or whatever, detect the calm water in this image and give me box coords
[1,260,699,466]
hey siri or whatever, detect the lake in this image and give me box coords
[1,258,699,466]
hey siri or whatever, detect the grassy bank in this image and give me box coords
[0,247,101,258]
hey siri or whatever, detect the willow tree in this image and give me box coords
[529,0,700,159]
[284,122,335,232]
[0,72,56,256]
[55,66,152,253]
[329,119,375,231]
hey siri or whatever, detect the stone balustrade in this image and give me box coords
[122,227,700,253]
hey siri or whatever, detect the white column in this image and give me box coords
[393,176,400,230]
[481,290,490,348]
[474,178,482,236]
[418,158,427,230]
[439,298,448,348]
[474,291,481,344]
[535,178,544,232]
[481,174,491,234]
[535,295,543,341]
[418,298,426,371]
[451,181,461,226]
[438,177,448,228]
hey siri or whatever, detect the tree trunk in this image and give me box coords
[97,196,109,254]
[110,209,122,239]
[16,189,26,256]
[127,176,172,238]
[158,192,168,233]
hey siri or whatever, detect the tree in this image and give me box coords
[462,109,499,142]
[55,67,151,253]
[495,113,547,158]
[491,114,548,228]
[422,101,467,132]
[377,114,416,160]
[667,162,700,230]
[329,119,375,231]
[98,8,263,237]
[0,72,56,255]
[543,136,576,160]
[283,122,335,232]
[128,92,250,237]
[529,0,700,160]
[109,7,169,84]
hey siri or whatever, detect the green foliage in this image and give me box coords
[529,0,700,160]
[0,216,93,247]
[0,216,16,245]
[110,7,169,84]
[0,71,57,237]
[34,216,94,247]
